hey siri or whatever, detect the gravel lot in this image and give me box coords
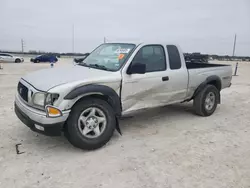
[0,58,250,188]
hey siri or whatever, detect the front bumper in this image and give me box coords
[15,95,70,136]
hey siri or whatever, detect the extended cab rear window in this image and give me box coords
[167,45,181,70]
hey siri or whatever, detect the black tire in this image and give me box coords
[34,59,40,63]
[15,58,21,63]
[193,84,219,116]
[66,97,116,150]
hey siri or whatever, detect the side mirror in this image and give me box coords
[73,53,90,64]
[73,58,80,64]
[127,62,146,74]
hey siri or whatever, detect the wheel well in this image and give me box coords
[64,94,122,134]
[192,79,221,101]
[63,94,116,131]
[72,94,120,115]
[207,80,221,91]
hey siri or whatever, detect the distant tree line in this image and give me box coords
[0,50,88,57]
[208,54,250,61]
[1,50,250,61]
[184,52,250,62]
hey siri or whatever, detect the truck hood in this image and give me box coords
[22,65,121,91]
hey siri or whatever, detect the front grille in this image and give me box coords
[18,82,29,102]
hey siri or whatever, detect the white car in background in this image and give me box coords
[0,53,24,63]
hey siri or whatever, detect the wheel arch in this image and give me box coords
[206,75,222,91]
[193,75,221,103]
[64,84,122,116]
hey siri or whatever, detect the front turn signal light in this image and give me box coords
[46,106,62,117]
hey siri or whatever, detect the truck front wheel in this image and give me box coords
[66,97,116,150]
[193,84,219,116]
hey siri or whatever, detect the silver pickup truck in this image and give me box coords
[15,42,232,150]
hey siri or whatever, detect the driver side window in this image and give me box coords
[132,45,166,73]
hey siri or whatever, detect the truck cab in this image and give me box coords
[121,44,189,113]
[14,42,232,150]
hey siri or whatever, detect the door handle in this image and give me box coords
[162,76,169,81]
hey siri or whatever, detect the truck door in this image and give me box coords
[121,44,188,114]
[164,45,189,102]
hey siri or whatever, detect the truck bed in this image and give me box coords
[186,62,232,99]
[186,62,230,69]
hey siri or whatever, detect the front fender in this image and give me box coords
[64,84,122,116]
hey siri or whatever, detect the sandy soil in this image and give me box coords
[0,58,250,188]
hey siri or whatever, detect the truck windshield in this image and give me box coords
[79,43,136,71]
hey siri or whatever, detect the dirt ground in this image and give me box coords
[0,58,250,188]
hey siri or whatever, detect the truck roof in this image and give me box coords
[105,41,179,47]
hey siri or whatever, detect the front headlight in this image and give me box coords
[45,93,60,105]
[33,92,46,106]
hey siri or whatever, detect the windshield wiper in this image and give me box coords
[88,64,110,71]
[77,62,88,67]
[78,63,112,71]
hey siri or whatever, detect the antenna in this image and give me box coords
[232,34,239,76]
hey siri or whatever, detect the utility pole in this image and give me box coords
[72,24,75,53]
[21,39,25,53]
[232,34,238,76]
[232,34,237,57]
[104,37,106,43]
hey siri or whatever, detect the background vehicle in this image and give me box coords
[15,42,232,150]
[184,53,209,63]
[0,53,24,63]
[31,54,58,63]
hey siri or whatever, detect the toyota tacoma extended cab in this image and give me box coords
[14,42,232,150]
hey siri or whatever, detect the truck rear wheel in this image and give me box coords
[66,97,116,150]
[193,84,219,116]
